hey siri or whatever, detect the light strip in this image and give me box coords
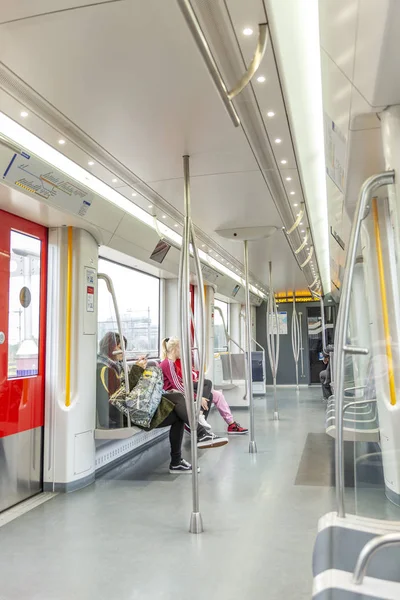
[0,112,266,299]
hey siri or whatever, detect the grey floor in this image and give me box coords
[0,387,380,600]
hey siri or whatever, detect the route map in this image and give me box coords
[3,152,93,216]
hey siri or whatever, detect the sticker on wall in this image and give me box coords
[19,286,31,308]
[85,267,96,312]
[269,311,288,335]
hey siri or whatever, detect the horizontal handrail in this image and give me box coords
[177,0,240,127]
[353,533,400,584]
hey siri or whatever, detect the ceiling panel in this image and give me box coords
[0,0,309,291]
[0,0,257,182]
[0,0,117,24]
[318,0,359,82]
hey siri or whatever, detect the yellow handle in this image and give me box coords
[372,198,396,406]
[65,226,73,407]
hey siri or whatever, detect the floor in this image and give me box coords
[0,388,357,600]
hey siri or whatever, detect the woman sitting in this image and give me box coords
[97,332,228,474]
[160,337,248,435]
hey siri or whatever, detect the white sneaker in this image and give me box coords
[199,412,212,430]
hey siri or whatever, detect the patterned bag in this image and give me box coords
[110,366,164,428]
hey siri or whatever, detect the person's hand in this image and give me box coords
[136,358,148,369]
[201,397,209,410]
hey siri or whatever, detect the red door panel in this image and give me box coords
[0,210,47,437]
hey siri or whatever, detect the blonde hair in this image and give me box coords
[161,337,180,360]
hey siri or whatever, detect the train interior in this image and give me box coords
[0,1,400,598]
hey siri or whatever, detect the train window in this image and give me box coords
[214,299,229,352]
[98,258,160,357]
[7,231,41,378]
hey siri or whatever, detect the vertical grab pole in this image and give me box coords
[299,312,305,378]
[291,291,300,390]
[244,240,257,454]
[266,262,280,420]
[180,155,203,533]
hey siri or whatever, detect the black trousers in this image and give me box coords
[156,392,208,466]
[193,378,213,418]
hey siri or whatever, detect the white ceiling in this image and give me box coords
[0,0,322,292]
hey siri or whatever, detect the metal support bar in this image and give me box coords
[227,24,268,100]
[343,345,369,356]
[177,0,240,128]
[214,305,246,386]
[98,273,131,401]
[244,240,257,453]
[291,292,300,389]
[189,221,206,422]
[298,312,305,378]
[310,289,327,353]
[335,170,395,519]
[353,533,400,584]
[266,262,280,419]
[179,155,203,533]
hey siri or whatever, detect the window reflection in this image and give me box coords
[214,299,229,351]
[98,259,160,357]
[8,231,41,378]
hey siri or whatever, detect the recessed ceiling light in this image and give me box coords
[20,111,28,118]
[257,75,266,83]
[112,178,118,183]
[293,203,299,207]
[301,229,305,233]
[88,161,95,166]
[300,222,304,225]
[275,138,282,144]
[215,254,219,258]
[286,177,292,181]
[131,192,137,197]
[202,244,205,248]
[290,191,295,195]
[281,159,287,165]
[148,204,153,209]
[243,27,253,36]
[58,139,66,145]
[174,223,178,227]
[267,111,275,118]
[162,215,167,219]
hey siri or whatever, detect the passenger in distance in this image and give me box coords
[319,351,332,400]
[97,332,228,474]
[160,337,248,435]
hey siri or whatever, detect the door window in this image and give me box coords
[7,231,42,378]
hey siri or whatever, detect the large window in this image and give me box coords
[98,259,160,357]
[214,299,229,352]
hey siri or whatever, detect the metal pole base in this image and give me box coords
[189,512,204,534]
[296,385,300,391]
[249,440,258,454]
[273,411,280,421]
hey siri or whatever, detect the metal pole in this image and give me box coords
[180,155,203,533]
[176,0,240,128]
[291,292,300,390]
[335,171,395,518]
[244,240,257,453]
[353,533,400,585]
[273,295,280,419]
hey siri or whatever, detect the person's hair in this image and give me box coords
[161,336,180,360]
[99,331,121,358]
